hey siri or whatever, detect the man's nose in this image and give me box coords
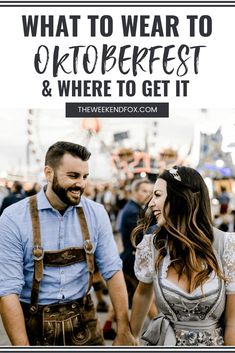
[74,178,86,188]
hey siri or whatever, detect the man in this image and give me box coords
[120,179,156,310]
[0,180,25,215]
[120,179,153,278]
[0,141,135,346]
[217,186,230,214]
[0,182,10,209]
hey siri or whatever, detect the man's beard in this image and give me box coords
[52,174,84,206]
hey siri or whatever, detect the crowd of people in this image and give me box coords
[0,140,235,346]
[0,181,41,215]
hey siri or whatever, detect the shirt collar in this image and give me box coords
[37,186,83,211]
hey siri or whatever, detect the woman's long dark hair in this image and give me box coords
[132,166,225,292]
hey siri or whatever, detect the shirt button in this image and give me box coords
[61,270,64,275]
[60,288,64,293]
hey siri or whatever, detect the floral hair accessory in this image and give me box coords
[168,167,181,181]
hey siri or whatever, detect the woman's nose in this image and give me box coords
[149,197,155,207]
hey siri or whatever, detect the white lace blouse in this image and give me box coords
[134,232,235,295]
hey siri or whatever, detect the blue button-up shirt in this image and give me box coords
[0,188,122,304]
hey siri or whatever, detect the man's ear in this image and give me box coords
[44,166,54,183]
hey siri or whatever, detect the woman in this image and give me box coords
[130,166,235,346]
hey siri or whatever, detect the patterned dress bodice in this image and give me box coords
[134,230,235,346]
[153,259,226,345]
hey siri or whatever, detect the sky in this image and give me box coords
[0,108,234,180]
[0,7,235,181]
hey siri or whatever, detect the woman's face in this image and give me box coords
[149,178,167,227]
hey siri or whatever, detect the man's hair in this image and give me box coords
[221,186,227,193]
[13,181,23,193]
[45,141,91,168]
[131,178,151,193]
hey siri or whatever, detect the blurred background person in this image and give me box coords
[0,181,25,215]
[217,186,230,215]
[120,178,153,303]
[26,182,41,196]
[0,181,10,209]
[120,178,157,316]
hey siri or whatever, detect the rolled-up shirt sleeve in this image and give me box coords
[134,233,154,283]
[94,205,122,281]
[0,212,24,297]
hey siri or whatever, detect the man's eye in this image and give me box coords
[69,175,77,179]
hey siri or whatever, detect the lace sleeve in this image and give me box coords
[134,233,154,283]
[223,232,235,294]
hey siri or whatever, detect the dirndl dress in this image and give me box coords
[134,229,235,346]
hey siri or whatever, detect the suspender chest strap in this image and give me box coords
[43,247,86,266]
[76,208,95,304]
[29,196,44,313]
[29,195,94,313]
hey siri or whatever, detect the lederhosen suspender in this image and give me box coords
[29,195,94,314]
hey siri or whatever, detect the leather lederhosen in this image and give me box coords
[21,195,104,346]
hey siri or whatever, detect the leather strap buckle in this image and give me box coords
[32,245,44,261]
[83,240,93,254]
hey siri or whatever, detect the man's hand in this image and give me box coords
[113,329,138,346]
[106,271,137,346]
